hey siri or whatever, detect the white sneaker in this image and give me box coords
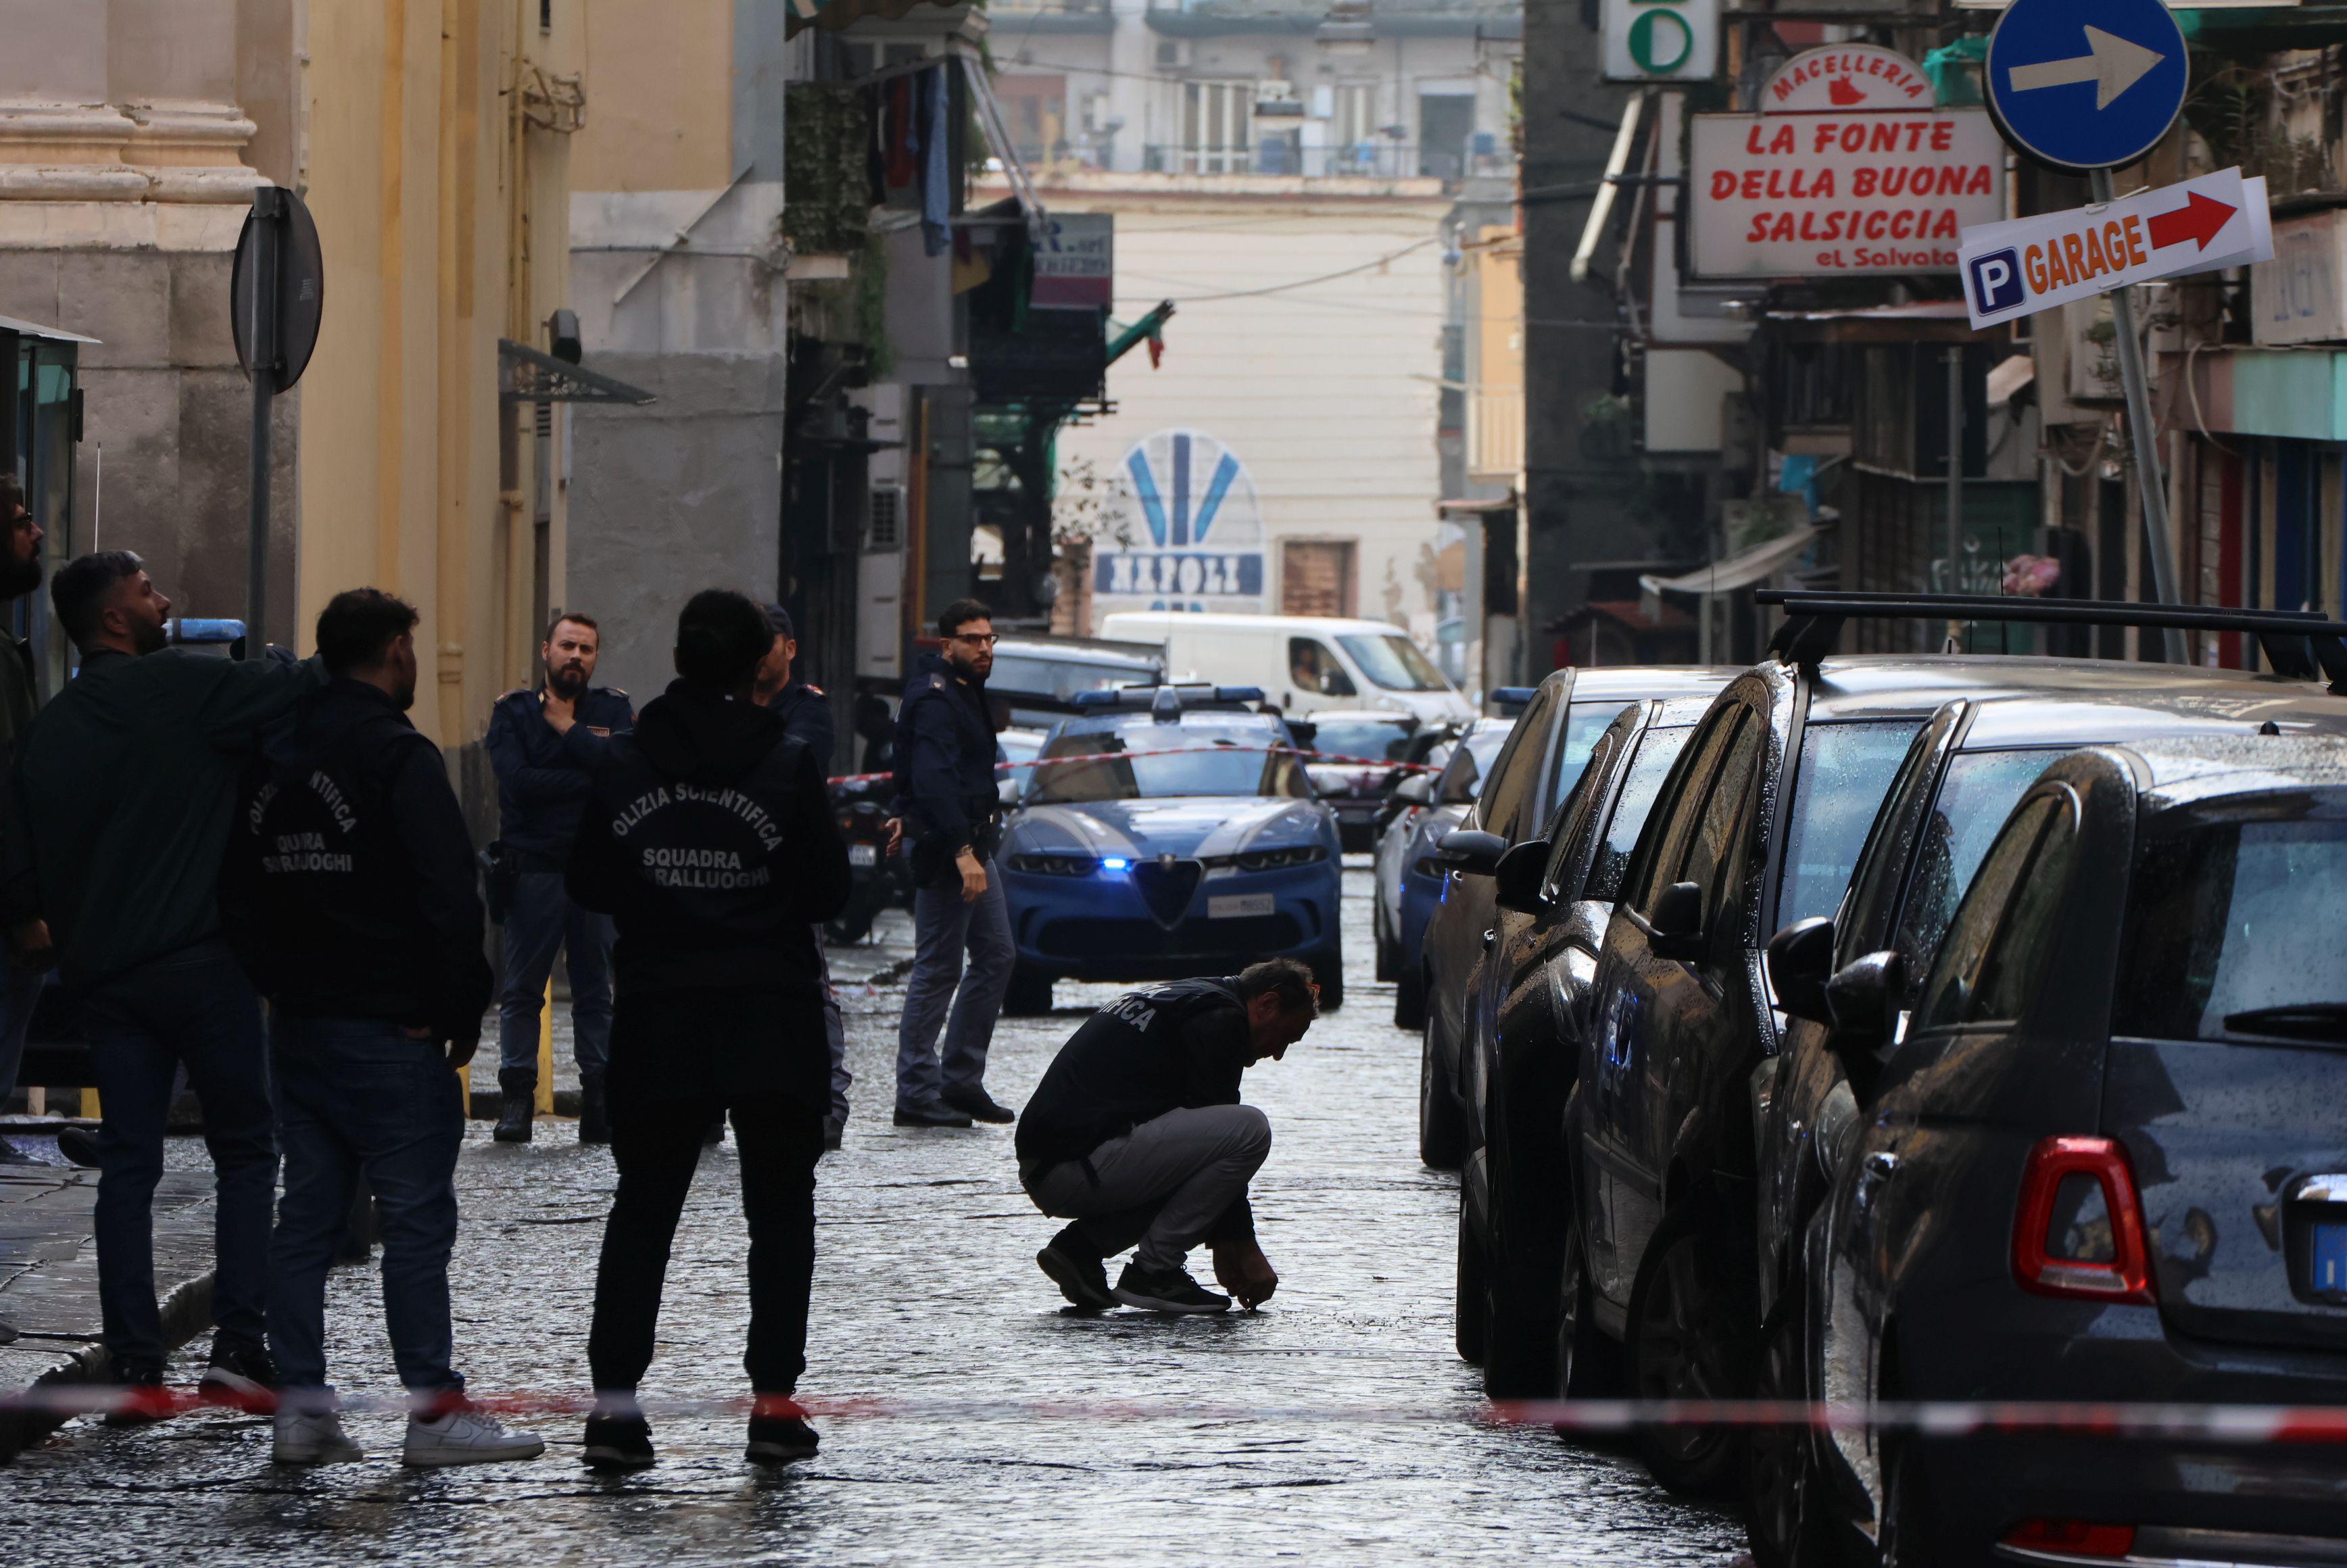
[401,1402,547,1467]
[273,1405,365,1465]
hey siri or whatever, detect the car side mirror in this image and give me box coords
[1437,827,1507,876]
[1649,880,1705,961]
[1494,839,1551,914]
[1393,772,1434,806]
[1824,950,1905,1050]
[1766,917,1836,1025]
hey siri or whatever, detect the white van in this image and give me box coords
[1097,612,1472,724]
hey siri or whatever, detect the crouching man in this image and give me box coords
[1017,960,1317,1314]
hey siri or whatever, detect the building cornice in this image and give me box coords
[0,98,262,204]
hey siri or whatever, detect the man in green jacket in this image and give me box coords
[0,551,321,1414]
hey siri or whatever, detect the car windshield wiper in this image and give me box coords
[2222,1003,2347,1043]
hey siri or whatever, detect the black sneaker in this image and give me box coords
[197,1333,279,1413]
[1111,1261,1231,1315]
[746,1411,819,1464]
[0,1135,39,1165]
[581,1413,656,1472]
[703,1113,725,1146]
[578,1079,611,1145]
[942,1085,1016,1125]
[1036,1226,1114,1311]
[492,1091,534,1144]
[100,1362,172,1427]
[57,1125,101,1168]
[892,1102,972,1129]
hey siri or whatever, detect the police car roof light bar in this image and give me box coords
[1490,685,1538,713]
[1756,589,2347,693]
[1069,682,1267,712]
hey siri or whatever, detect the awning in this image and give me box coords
[498,340,655,406]
[0,314,99,345]
[1640,524,1818,598]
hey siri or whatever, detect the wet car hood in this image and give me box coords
[1009,796,1326,860]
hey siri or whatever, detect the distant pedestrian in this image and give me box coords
[0,552,318,1415]
[756,605,851,1149]
[0,476,52,1196]
[222,589,543,1467]
[888,598,1015,1129]
[1018,961,1316,1315]
[567,589,850,1471]
[485,613,631,1144]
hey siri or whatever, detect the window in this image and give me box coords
[1337,632,1446,693]
[1627,705,1741,914]
[1588,725,1695,904]
[988,652,1160,701]
[1890,750,2066,1003]
[1775,720,1926,931]
[1180,80,1254,174]
[1282,540,1357,617]
[1541,727,1626,900]
[1309,716,1416,764]
[1545,700,1635,817]
[1439,720,1514,805]
[1478,685,1559,839]
[1286,637,1356,698]
[1027,723,1309,803]
[1680,710,1762,922]
[1914,793,2071,1032]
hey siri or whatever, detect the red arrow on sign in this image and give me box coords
[2147,191,2238,251]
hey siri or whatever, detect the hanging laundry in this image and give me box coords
[886,75,919,191]
[921,64,951,257]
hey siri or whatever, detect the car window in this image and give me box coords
[1889,750,2066,1004]
[1628,704,1741,914]
[1776,720,1927,931]
[1311,718,1418,763]
[1843,720,1948,950]
[1442,723,1513,804]
[1288,638,1357,698]
[1589,725,1694,904]
[1914,793,2068,1032]
[1541,725,1626,900]
[2114,795,2347,1042]
[1543,700,1635,822]
[1682,709,1763,923]
[1027,725,1309,802]
[1480,685,1559,839]
[988,652,1159,700]
[1338,633,1447,693]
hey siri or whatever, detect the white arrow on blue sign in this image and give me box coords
[1985,0,2188,173]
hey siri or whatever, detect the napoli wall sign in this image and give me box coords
[1092,428,1269,614]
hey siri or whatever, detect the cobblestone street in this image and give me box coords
[0,864,1742,1565]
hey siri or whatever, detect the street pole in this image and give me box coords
[2089,167,2190,665]
[243,187,283,662]
[1945,344,1964,648]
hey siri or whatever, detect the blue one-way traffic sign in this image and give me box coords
[1985,0,2187,173]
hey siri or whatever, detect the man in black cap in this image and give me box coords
[568,589,849,1471]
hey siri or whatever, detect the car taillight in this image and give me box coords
[2002,1519,2136,1559]
[2012,1136,2154,1306]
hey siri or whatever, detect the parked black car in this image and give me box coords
[1442,691,1720,1394]
[1418,664,1739,1167]
[1777,733,2347,1565]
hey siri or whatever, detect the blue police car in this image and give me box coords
[998,684,1345,1014]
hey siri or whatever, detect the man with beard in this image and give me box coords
[222,589,541,1467]
[485,613,631,1143]
[0,478,51,1194]
[566,589,848,1471]
[0,551,321,1415]
[888,597,1016,1129]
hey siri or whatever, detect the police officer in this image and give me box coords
[755,606,850,1150]
[222,589,543,1467]
[1017,960,1315,1314]
[889,597,1015,1129]
[566,589,849,1472]
[485,612,632,1144]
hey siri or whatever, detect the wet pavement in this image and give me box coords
[0,861,1743,1565]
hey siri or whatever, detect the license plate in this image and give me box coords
[848,843,878,867]
[2316,1223,2347,1295]
[1207,893,1274,918]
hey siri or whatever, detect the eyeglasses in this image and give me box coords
[952,633,1000,647]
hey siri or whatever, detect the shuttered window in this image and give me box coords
[1281,540,1356,618]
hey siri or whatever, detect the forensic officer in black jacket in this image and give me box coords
[484,613,632,1144]
[1017,959,1317,1315]
[223,589,543,1467]
[566,589,850,1473]
[887,597,1015,1129]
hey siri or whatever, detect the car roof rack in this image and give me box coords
[1069,682,1267,718]
[1756,590,2347,694]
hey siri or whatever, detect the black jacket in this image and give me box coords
[769,677,835,764]
[1015,976,1261,1243]
[0,646,324,989]
[486,684,633,866]
[566,681,850,997]
[894,651,999,877]
[221,679,493,1042]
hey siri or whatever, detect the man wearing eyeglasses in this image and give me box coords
[886,599,1016,1129]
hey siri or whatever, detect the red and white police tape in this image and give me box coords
[827,748,1442,787]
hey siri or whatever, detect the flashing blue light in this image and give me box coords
[1100,857,1131,871]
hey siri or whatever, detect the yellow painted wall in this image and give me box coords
[572,0,734,194]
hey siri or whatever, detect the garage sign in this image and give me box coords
[1689,44,2006,279]
[1958,166,2274,328]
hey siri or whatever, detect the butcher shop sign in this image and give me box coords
[1689,44,2007,280]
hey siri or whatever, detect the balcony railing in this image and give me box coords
[1138,142,1511,180]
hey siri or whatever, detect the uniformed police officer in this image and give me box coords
[1017,960,1315,1314]
[484,612,632,1144]
[222,588,543,1467]
[566,589,849,1472]
[755,605,851,1150]
[888,597,1016,1129]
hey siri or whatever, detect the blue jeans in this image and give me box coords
[893,860,1011,1110]
[0,963,43,1110]
[267,1014,465,1394]
[80,941,276,1370]
[497,871,612,1085]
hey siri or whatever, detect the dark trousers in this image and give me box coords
[497,871,613,1084]
[266,1015,464,1394]
[80,941,276,1370]
[588,1092,823,1396]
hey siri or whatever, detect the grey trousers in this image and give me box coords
[1022,1104,1272,1271]
[894,861,1011,1110]
[816,929,849,1125]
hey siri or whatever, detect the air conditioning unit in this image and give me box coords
[1155,39,1190,69]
